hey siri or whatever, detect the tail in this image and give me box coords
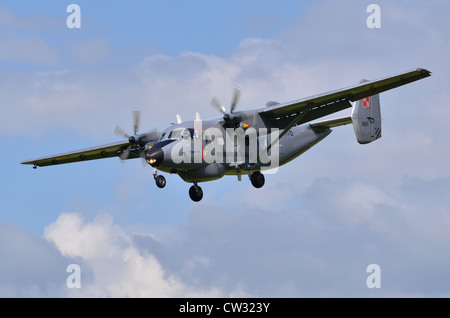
[351,93,381,144]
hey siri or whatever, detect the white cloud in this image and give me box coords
[35,173,450,298]
[3,171,450,298]
[43,212,229,297]
[0,31,61,65]
[0,6,61,31]
[65,38,113,65]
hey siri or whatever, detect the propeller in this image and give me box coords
[209,96,226,114]
[230,86,241,114]
[209,86,242,124]
[133,108,140,135]
[113,109,160,161]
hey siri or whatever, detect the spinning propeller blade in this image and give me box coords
[143,128,160,142]
[209,86,242,115]
[209,96,227,114]
[133,108,141,135]
[113,125,130,139]
[113,109,159,161]
[230,86,241,114]
[210,86,243,124]
[119,145,131,160]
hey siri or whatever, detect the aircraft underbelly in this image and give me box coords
[279,125,331,166]
[177,163,226,183]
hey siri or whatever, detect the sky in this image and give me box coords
[1,0,449,297]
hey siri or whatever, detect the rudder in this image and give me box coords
[351,93,382,144]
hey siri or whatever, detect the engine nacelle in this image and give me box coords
[351,93,382,144]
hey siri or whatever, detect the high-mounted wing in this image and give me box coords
[21,140,139,168]
[258,68,431,129]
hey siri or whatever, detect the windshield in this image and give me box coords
[167,128,185,140]
[160,127,199,141]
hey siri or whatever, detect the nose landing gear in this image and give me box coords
[153,169,166,188]
[155,175,166,188]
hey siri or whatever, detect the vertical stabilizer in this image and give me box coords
[351,92,381,144]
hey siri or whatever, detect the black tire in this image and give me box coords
[189,185,203,202]
[250,171,265,188]
[155,175,166,188]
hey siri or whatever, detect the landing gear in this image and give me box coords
[189,183,203,202]
[250,171,265,188]
[155,175,166,188]
[153,169,166,188]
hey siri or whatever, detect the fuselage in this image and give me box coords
[145,117,332,183]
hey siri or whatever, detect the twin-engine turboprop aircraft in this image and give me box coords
[22,68,431,201]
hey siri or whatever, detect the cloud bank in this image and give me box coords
[2,0,450,297]
[4,173,450,297]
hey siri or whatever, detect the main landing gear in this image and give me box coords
[250,171,265,188]
[189,183,203,202]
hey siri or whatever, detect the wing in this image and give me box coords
[21,140,139,167]
[258,68,431,129]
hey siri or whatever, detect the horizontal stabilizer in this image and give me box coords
[310,116,352,129]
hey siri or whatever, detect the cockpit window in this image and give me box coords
[167,128,184,140]
[162,127,198,141]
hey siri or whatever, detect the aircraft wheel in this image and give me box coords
[155,175,166,188]
[189,185,203,202]
[250,171,265,188]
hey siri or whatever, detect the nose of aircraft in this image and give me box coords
[145,148,164,167]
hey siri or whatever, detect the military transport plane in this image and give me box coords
[22,68,431,202]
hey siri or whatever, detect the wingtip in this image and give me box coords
[20,160,39,169]
[417,67,432,76]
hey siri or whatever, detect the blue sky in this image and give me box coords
[1,1,307,62]
[1,0,450,297]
